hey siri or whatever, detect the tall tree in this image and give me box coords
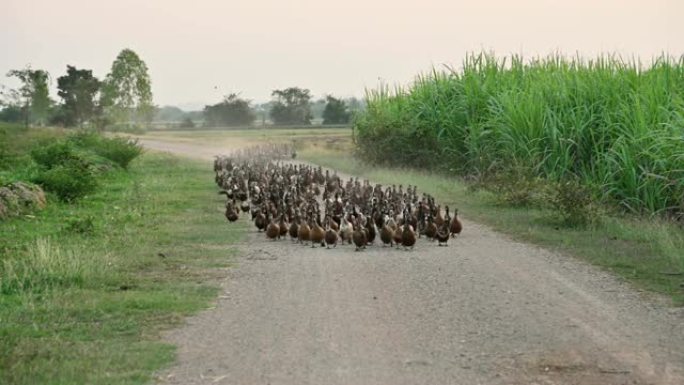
[269,87,312,125]
[57,65,101,127]
[322,95,351,125]
[204,94,256,127]
[101,49,153,127]
[6,66,51,127]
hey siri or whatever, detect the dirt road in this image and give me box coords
[143,139,684,385]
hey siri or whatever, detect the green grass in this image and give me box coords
[0,152,245,384]
[355,52,684,216]
[301,148,684,305]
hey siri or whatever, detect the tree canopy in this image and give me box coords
[322,95,351,125]
[203,94,256,127]
[101,49,153,126]
[269,87,312,125]
[57,65,101,127]
[6,67,51,127]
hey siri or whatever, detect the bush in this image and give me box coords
[93,137,143,169]
[552,179,598,227]
[474,165,550,207]
[33,159,98,202]
[67,131,143,169]
[30,141,80,169]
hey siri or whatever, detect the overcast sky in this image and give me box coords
[2,0,681,109]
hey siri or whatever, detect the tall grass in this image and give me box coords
[354,53,684,216]
[0,238,112,294]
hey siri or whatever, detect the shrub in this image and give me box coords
[475,165,550,207]
[30,140,80,169]
[93,136,143,169]
[552,179,598,227]
[67,131,143,169]
[32,158,98,202]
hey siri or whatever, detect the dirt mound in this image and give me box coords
[0,182,47,219]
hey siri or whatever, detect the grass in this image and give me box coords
[136,127,351,142]
[0,152,245,384]
[355,52,684,216]
[300,146,684,305]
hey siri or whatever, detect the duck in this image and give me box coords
[240,200,250,213]
[380,221,394,247]
[297,216,311,245]
[254,209,267,232]
[434,205,445,228]
[393,225,403,245]
[340,215,354,245]
[425,214,437,241]
[365,217,376,245]
[324,216,338,249]
[225,202,239,222]
[310,215,325,248]
[266,214,280,240]
[278,213,289,237]
[449,208,462,237]
[288,215,299,242]
[401,214,416,250]
[435,223,450,246]
[352,219,367,251]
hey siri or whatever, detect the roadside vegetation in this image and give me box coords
[0,126,243,384]
[355,53,684,219]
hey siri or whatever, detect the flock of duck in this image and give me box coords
[214,152,462,251]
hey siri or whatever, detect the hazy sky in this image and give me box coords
[2,0,682,109]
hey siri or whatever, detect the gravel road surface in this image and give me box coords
[142,139,684,385]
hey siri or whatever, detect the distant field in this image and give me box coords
[133,127,354,154]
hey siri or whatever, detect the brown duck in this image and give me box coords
[288,216,299,242]
[380,222,393,247]
[401,223,416,250]
[352,219,367,251]
[254,209,267,232]
[450,208,462,237]
[324,216,338,249]
[278,214,289,237]
[435,223,450,246]
[265,214,280,240]
[393,225,403,245]
[310,216,325,248]
[365,217,376,244]
[225,204,239,222]
[425,215,437,241]
[298,216,311,245]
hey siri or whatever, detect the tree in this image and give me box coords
[269,87,312,125]
[346,97,365,114]
[57,65,101,127]
[310,98,326,121]
[203,94,256,127]
[101,49,154,127]
[6,66,51,127]
[155,106,186,122]
[322,95,351,125]
[0,105,23,123]
[179,117,195,129]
